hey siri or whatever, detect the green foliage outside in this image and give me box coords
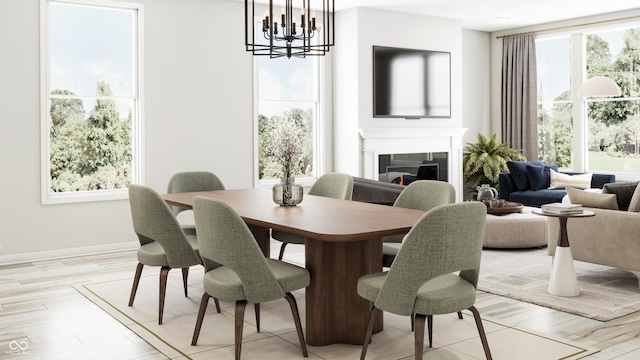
[258,108,314,180]
[49,81,132,192]
[538,28,640,169]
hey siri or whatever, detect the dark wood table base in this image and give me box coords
[304,237,384,345]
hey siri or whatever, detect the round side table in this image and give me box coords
[532,209,595,297]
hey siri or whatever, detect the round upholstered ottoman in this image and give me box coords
[484,207,548,248]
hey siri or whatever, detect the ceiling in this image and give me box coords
[333,0,640,32]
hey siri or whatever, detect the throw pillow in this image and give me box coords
[566,187,619,210]
[602,182,639,211]
[549,169,592,189]
[627,184,640,212]
[507,160,544,191]
[525,164,559,191]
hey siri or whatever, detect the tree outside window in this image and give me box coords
[586,28,640,173]
[536,36,573,168]
[536,26,640,175]
[256,51,318,181]
[43,1,141,203]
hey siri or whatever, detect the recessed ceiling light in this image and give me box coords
[495,17,511,21]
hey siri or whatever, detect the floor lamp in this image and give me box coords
[576,75,621,169]
[577,75,621,98]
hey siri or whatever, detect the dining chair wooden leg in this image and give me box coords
[469,306,492,360]
[410,313,415,331]
[128,263,144,306]
[427,314,433,348]
[235,300,248,360]
[255,303,260,332]
[181,267,189,297]
[414,314,426,360]
[458,311,463,319]
[278,243,288,260]
[214,297,221,313]
[191,293,211,346]
[158,266,170,325]
[360,307,378,360]
[284,292,308,357]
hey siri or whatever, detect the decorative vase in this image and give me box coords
[272,176,303,206]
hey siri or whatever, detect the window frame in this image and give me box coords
[40,0,145,205]
[252,26,326,189]
[535,20,640,180]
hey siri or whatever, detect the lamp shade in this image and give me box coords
[577,76,621,98]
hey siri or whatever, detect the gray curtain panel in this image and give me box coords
[501,34,538,160]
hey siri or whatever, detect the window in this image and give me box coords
[585,28,640,173]
[536,24,640,178]
[41,0,143,204]
[254,44,323,185]
[536,36,573,168]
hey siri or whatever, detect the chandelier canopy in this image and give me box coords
[245,0,335,59]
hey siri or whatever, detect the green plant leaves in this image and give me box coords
[463,133,525,189]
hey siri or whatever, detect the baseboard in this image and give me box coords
[0,241,138,265]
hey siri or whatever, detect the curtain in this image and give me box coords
[501,34,538,160]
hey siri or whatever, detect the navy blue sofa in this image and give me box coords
[498,171,616,207]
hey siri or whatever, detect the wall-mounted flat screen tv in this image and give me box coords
[373,46,451,119]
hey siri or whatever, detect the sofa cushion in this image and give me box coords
[525,164,559,190]
[507,160,544,191]
[628,184,640,212]
[509,189,567,208]
[566,187,619,210]
[602,182,639,211]
[549,169,592,189]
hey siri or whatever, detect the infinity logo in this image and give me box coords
[9,340,29,351]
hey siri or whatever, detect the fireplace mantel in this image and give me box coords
[359,128,467,202]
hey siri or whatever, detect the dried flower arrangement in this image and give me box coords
[271,118,303,179]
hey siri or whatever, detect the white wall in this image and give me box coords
[462,29,491,146]
[333,8,466,176]
[0,0,254,261]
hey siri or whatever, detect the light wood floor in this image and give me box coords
[1,242,640,359]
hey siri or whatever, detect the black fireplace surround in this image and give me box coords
[351,177,405,206]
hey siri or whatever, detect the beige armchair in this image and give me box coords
[548,207,640,285]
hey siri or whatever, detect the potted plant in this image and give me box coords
[463,133,525,196]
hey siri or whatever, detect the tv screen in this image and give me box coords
[373,46,451,119]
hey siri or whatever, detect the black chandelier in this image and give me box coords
[245,0,335,59]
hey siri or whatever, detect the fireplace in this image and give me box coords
[378,152,448,184]
[359,128,467,202]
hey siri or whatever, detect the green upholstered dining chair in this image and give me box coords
[357,202,491,360]
[382,180,456,268]
[167,171,226,235]
[127,184,220,325]
[190,196,310,360]
[272,172,354,260]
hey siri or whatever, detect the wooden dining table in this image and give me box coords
[162,188,426,346]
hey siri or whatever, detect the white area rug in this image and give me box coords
[76,273,597,360]
[479,248,640,321]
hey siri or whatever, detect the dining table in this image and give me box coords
[162,188,426,346]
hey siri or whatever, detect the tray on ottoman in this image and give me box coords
[486,201,523,215]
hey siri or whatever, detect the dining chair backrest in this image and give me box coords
[128,185,201,268]
[308,173,354,200]
[393,180,455,210]
[375,201,486,316]
[167,171,225,216]
[193,196,285,303]
[384,180,456,243]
